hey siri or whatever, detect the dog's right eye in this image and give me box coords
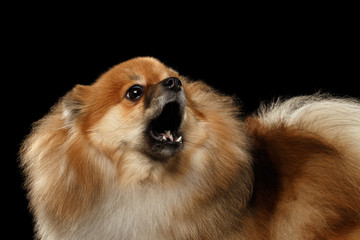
[126,85,144,101]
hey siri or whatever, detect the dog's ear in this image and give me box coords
[62,84,90,125]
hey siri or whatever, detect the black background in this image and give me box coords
[7,6,359,239]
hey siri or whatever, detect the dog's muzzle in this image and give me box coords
[144,77,187,160]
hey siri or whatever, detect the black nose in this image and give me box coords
[162,77,182,92]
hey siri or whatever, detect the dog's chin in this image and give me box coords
[144,139,183,162]
[144,101,184,162]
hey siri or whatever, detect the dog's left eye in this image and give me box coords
[126,85,144,101]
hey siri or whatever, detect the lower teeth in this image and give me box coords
[158,130,182,143]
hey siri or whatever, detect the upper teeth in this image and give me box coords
[166,130,171,138]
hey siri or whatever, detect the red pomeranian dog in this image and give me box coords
[21,57,360,239]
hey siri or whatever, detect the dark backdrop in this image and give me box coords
[8,11,359,239]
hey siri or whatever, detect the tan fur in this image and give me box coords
[20,57,360,239]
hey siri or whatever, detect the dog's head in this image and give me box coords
[63,58,192,169]
[61,57,250,185]
[64,57,187,158]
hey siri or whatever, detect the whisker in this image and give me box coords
[111,104,146,132]
[114,112,144,132]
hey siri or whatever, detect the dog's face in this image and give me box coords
[63,57,203,183]
[94,57,186,156]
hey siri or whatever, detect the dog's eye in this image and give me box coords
[126,85,144,101]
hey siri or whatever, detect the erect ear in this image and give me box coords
[62,84,90,124]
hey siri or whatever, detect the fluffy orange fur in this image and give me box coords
[20,57,360,239]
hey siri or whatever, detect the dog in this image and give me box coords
[20,57,360,239]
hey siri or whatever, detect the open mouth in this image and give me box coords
[148,101,183,144]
